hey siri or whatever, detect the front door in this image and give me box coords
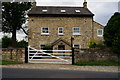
[58,44,65,56]
[58,44,65,50]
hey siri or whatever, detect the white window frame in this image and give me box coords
[41,27,49,35]
[73,44,80,49]
[97,29,103,37]
[73,27,81,35]
[61,10,66,13]
[58,27,64,35]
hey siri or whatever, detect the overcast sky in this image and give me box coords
[0,0,119,41]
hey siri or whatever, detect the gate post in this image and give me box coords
[72,48,74,65]
[71,37,74,65]
[25,46,28,63]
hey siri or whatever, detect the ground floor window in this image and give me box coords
[73,44,80,49]
[40,44,45,49]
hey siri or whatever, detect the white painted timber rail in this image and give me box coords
[28,46,72,64]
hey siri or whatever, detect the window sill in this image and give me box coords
[58,34,64,36]
[97,35,103,37]
[41,33,49,35]
[73,34,81,36]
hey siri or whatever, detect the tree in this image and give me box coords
[2,2,32,47]
[104,12,120,53]
[2,36,12,48]
[17,40,28,48]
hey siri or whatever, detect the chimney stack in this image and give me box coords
[32,0,36,7]
[83,0,87,8]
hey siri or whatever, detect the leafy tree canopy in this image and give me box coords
[2,2,32,47]
[2,2,31,33]
[104,12,120,53]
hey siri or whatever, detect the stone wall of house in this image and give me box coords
[2,48,25,63]
[93,21,104,43]
[74,48,119,63]
[28,16,94,49]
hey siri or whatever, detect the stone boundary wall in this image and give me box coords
[74,48,119,63]
[2,48,119,64]
[2,48,25,63]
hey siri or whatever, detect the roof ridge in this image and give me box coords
[35,6,84,8]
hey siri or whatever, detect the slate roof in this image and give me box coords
[28,6,94,17]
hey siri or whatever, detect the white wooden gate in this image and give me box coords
[28,46,72,64]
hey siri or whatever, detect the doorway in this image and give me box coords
[58,44,65,56]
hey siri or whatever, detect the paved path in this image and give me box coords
[1,63,119,72]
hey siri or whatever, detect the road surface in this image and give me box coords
[2,68,118,78]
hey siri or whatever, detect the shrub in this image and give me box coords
[2,36,12,48]
[43,45,52,53]
[17,40,28,48]
[88,39,96,48]
[96,41,106,49]
[2,36,28,48]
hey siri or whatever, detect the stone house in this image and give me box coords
[28,1,104,50]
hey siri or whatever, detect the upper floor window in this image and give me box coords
[73,44,80,49]
[41,27,49,35]
[97,29,103,37]
[73,27,80,35]
[58,27,64,35]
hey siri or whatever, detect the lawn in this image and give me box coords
[0,60,20,65]
[74,61,120,66]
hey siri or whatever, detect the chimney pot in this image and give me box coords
[83,0,87,8]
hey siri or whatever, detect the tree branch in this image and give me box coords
[20,27,28,35]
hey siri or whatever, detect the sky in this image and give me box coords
[0,0,119,41]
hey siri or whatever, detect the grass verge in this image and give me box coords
[0,60,20,65]
[74,61,120,66]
